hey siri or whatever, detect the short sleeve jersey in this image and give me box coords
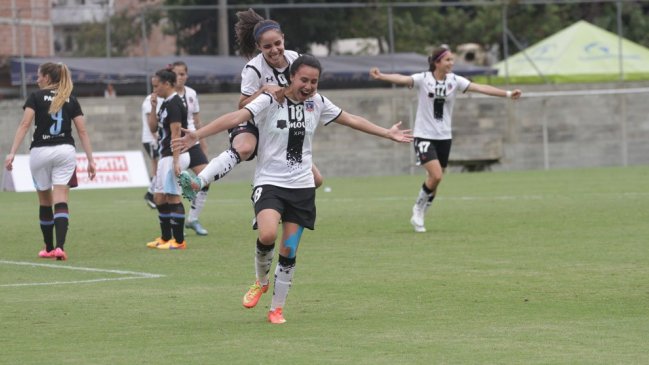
[141,94,163,144]
[156,93,188,157]
[178,86,200,131]
[25,89,83,149]
[411,72,471,140]
[240,50,300,97]
[244,92,342,188]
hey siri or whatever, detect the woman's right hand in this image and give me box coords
[172,128,198,153]
[369,67,382,80]
[4,153,15,171]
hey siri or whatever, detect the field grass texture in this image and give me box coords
[2,166,648,364]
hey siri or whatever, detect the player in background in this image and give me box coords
[173,55,412,324]
[145,68,190,250]
[179,8,323,199]
[141,76,163,209]
[370,46,522,233]
[5,62,96,260]
[170,61,210,236]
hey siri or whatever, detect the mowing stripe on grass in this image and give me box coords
[0,260,164,287]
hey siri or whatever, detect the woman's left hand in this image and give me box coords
[388,121,413,143]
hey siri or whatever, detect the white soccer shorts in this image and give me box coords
[29,144,76,191]
[154,153,190,195]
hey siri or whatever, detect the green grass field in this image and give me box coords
[2,166,649,365]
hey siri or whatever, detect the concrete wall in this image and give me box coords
[2,82,649,182]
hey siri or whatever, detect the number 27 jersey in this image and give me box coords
[244,92,342,189]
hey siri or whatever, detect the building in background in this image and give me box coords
[0,0,53,58]
[52,0,112,55]
[51,0,176,57]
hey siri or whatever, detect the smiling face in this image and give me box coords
[288,64,320,102]
[435,51,455,75]
[257,29,286,68]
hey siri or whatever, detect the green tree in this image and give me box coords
[159,1,649,57]
[74,9,157,57]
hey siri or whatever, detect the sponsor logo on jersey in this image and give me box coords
[288,121,305,128]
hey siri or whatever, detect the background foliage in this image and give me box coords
[152,1,649,58]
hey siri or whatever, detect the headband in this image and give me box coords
[434,50,449,63]
[254,23,281,41]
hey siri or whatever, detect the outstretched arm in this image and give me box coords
[369,67,414,87]
[172,108,253,152]
[467,83,522,100]
[334,111,413,143]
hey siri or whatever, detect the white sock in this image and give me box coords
[148,177,155,194]
[255,242,274,286]
[423,195,435,214]
[414,188,429,211]
[271,259,295,311]
[198,148,241,185]
[188,189,208,222]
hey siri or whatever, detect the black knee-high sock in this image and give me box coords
[422,182,434,196]
[157,203,172,241]
[39,205,54,251]
[170,203,185,243]
[53,203,69,249]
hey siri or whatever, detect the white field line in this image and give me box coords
[0,260,164,288]
[210,191,649,205]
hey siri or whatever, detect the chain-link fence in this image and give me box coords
[5,1,648,75]
[2,1,649,173]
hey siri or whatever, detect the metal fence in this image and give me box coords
[4,1,647,79]
[3,1,649,172]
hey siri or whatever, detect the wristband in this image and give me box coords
[506,90,512,98]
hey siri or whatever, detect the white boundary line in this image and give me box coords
[0,260,164,288]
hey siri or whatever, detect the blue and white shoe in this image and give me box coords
[185,220,208,236]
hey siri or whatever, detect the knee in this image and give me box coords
[235,145,254,161]
[232,136,256,161]
[427,173,443,187]
[258,233,277,245]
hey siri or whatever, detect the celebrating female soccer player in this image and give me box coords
[181,8,323,198]
[370,46,522,233]
[5,62,96,260]
[174,55,412,324]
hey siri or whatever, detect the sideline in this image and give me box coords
[0,260,164,287]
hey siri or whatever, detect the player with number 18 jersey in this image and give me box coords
[244,91,341,189]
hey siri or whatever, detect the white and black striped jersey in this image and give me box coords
[177,86,200,131]
[244,92,342,189]
[25,89,83,149]
[141,94,163,144]
[240,50,300,97]
[411,72,471,140]
[156,92,188,158]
